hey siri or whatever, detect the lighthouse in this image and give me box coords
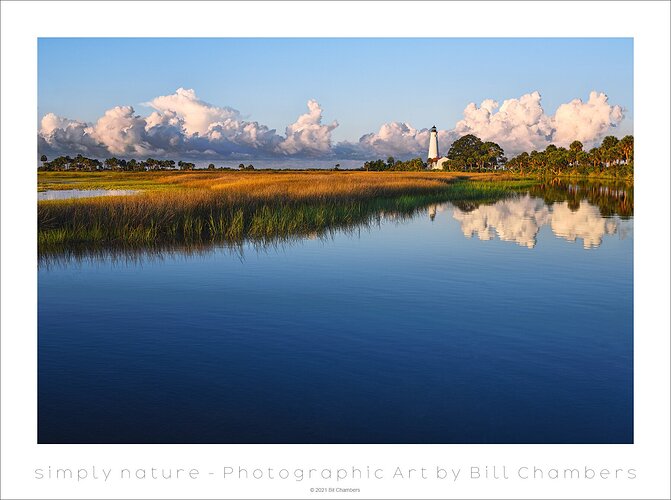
[428,125,439,160]
[427,125,449,170]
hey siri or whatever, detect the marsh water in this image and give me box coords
[38,189,139,200]
[38,181,633,443]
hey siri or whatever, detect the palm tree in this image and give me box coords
[588,148,601,171]
[601,136,619,151]
[569,140,583,167]
[619,135,634,164]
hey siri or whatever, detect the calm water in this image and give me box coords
[38,189,138,200]
[38,186,633,443]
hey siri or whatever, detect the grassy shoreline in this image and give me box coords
[38,171,534,251]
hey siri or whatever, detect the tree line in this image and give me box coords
[361,135,507,172]
[363,134,633,178]
[38,154,257,172]
[39,155,181,171]
[362,157,426,171]
[506,135,633,178]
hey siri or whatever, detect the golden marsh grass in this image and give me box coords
[38,170,532,251]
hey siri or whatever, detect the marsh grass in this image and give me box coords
[38,171,533,253]
[38,171,184,192]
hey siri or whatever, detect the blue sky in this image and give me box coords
[38,38,633,159]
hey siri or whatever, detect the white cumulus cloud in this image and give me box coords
[38,88,626,161]
[39,113,106,156]
[276,100,338,155]
[145,87,239,137]
[358,122,429,156]
[451,91,623,155]
[144,110,187,152]
[552,91,624,147]
[454,91,555,154]
[87,106,153,156]
[336,122,456,159]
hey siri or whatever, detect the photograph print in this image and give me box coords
[37,37,634,444]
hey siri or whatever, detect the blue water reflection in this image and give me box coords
[38,193,633,443]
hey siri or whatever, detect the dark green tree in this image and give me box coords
[447,134,484,170]
[482,141,505,169]
[601,136,619,150]
[447,135,504,170]
[569,140,583,152]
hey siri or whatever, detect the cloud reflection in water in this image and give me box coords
[444,195,630,249]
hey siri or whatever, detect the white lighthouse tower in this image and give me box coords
[427,125,449,170]
[428,125,439,160]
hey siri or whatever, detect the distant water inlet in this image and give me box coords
[38,189,139,201]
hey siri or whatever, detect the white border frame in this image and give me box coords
[2,2,669,499]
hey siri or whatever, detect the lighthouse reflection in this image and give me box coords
[429,194,632,249]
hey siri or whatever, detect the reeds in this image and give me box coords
[38,171,532,252]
